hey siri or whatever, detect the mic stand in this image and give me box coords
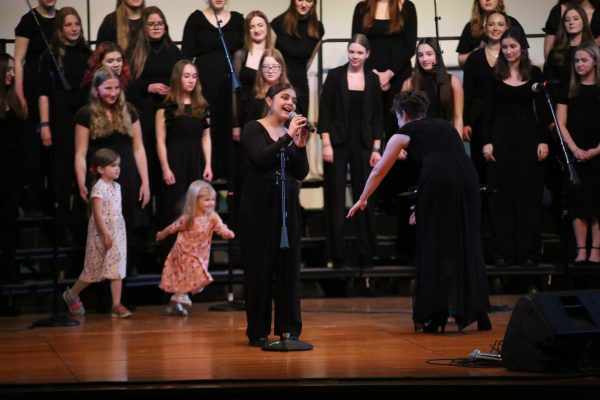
[433,0,444,118]
[25,0,71,91]
[212,6,241,90]
[262,142,312,351]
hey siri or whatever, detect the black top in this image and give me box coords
[318,63,383,148]
[96,11,144,50]
[456,15,525,54]
[271,15,324,74]
[401,119,466,165]
[544,4,600,37]
[557,84,600,149]
[351,0,417,81]
[234,49,258,89]
[75,102,139,129]
[39,44,92,109]
[14,8,56,64]
[544,46,575,97]
[136,40,184,100]
[235,90,265,129]
[463,48,495,127]
[420,72,454,122]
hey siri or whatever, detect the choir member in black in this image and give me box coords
[155,60,212,258]
[74,66,150,245]
[14,0,57,216]
[38,7,91,243]
[81,41,134,101]
[182,0,244,182]
[352,0,417,136]
[240,82,309,347]
[463,11,509,182]
[129,6,183,195]
[556,42,600,266]
[348,90,491,333]
[97,0,146,53]
[544,0,600,59]
[272,0,324,117]
[545,4,594,93]
[402,38,464,135]
[0,54,27,283]
[457,0,524,67]
[318,34,382,269]
[482,27,550,267]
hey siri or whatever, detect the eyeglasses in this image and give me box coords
[146,21,165,28]
[261,64,282,71]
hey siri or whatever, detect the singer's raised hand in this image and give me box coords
[289,114,308,148]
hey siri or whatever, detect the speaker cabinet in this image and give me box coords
[501,290,600,372]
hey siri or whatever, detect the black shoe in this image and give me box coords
[248,337,268,347]
[477,313,492,331]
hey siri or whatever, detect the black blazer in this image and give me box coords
[318,63,383,149]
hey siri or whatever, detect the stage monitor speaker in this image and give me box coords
[501,290,600,373]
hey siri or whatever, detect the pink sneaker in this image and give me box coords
[62,288,85,316]
[111,304,132,318]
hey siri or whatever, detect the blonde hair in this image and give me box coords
[254,49,290,100]
[180,180,216,227]
[569,41,600,98]
[164,60,209,118]
[115,0,146,51]
[51,7,89,68]
[88,66,133,139]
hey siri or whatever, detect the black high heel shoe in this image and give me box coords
[423,313,448,333]
[476,313,492,331]
[588,247,600,267]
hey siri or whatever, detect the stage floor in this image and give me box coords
[1,295,599,398]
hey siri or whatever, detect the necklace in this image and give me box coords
[485,47,498,58]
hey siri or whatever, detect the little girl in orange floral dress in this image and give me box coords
[156,180,234,316]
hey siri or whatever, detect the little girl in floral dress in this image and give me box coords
[156,180,235,316]
[63,148,131,318]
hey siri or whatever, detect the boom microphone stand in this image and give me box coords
[262,143,312,351]
[433,0,444,118]
[212,5,241,90]
[26,0,78,328]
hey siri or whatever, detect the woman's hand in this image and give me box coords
[40,126,52,147]
[347,198,367,218]
[374,69,394,91]
[370,151,381,167]
[322,144,333,163]
[232,127,241,142]
[537,143,549,161]
[203,165,213,182]
[398,149,408,160]
[139,183,151,208]
[463,125,472,141]
[162,167,176,185]
[289,114,309,148]
[148,83,169,96]
[483,143,495,162]
[78,184,88,202]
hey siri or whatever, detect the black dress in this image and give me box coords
[457,16,526,56]
[318,64,383,267]
[557,84,600,219]
[96,12,144,51]
[14,9,55,211]
[240,120,309,341]
[182,10,244,183]
[400,119,490,327]
[132,40,183,194]
[74,105,147,230]
[463,48,496,182]
[271,15,324,116]
[39,44,91,235]
[483,67,549,264]
[156,102,210,228]
[544,46,575,99]
[0,108,24,282]
[544,4,600,39]
[352,0,417,137]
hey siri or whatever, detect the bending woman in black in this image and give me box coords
[318,34,382,269]
[240,82,309,347]
[348,90,491,333]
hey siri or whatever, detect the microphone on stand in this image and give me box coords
[531,80,560,93]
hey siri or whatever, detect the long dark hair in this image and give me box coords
[164,60,209,118]
[281,0,322,39]
[470,0,507,38]
[549,5,594,66]
[361,0,406,33]
[0,54,26,120]
[494,26,532,81]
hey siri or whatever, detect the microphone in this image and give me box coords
[287,111,316,132]
[467,349,502,363]
[531,80,560,93]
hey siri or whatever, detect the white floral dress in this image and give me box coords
[79,179,127,282]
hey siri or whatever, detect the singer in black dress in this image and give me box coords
[482,27,549,266]
[348,90,491,333]
[182,1,244,182]
[271,0,324,117]
[14,1,56,214]
[97,0,145,53]
[240,83,309,346]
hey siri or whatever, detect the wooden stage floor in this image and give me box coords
[1,295,599,399]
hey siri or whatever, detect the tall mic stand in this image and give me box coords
[212,6,241,90]
[262,142,312,351]
[433,0,444,118]
[27,0,78,328]
[208,5,244,311]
